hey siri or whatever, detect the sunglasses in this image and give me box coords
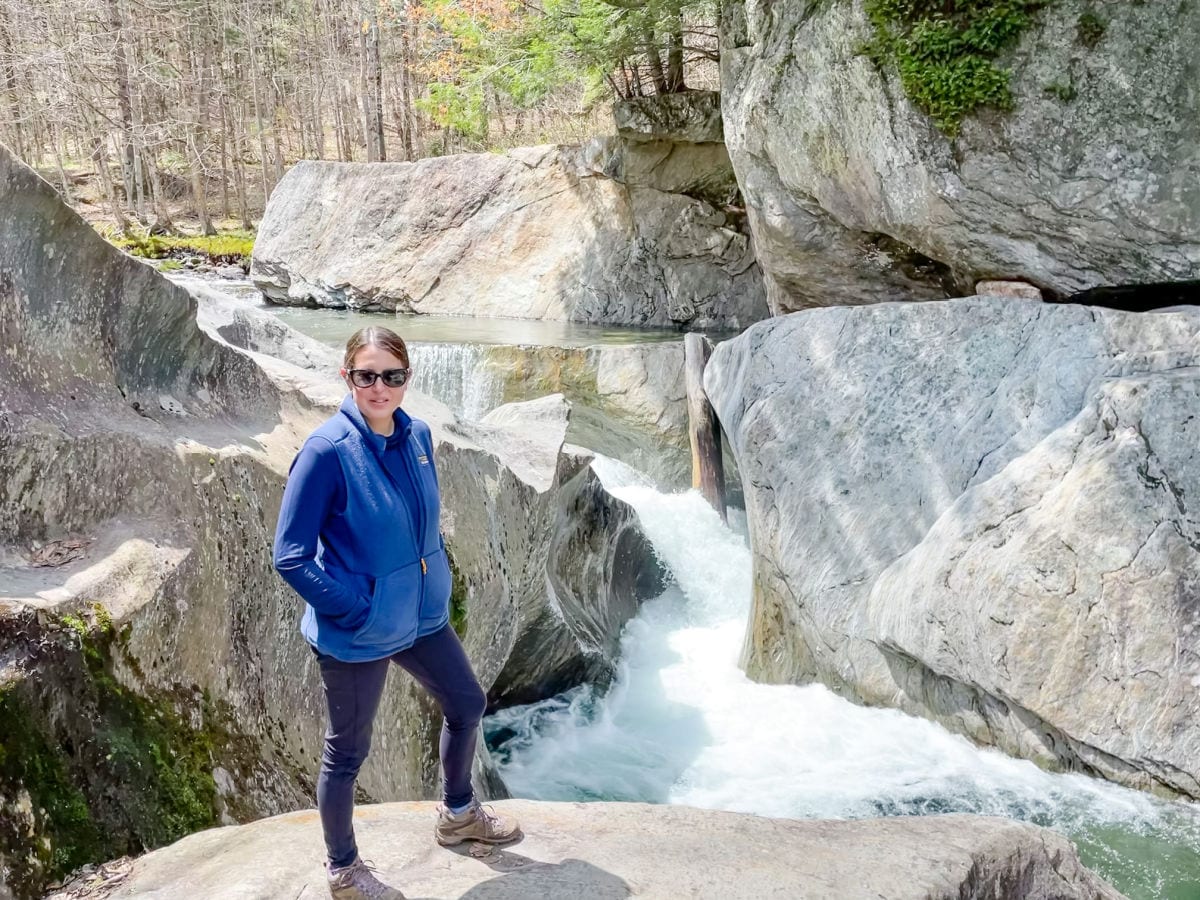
[347,367,411,388]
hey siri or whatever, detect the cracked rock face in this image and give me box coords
[251,147,767,329]
[721,0,1200,312]
[705,297,1200,798]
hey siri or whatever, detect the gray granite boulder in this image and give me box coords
[721,0,1200,313]
[45,802,1123,900]
[706,297,1200,798]
[251,146,766,329]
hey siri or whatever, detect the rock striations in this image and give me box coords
[705,298,1200,799]
[251,144,766,329]
[0,144,663,899]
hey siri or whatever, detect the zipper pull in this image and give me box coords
[421,558,427,574]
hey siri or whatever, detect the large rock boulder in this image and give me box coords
[449,341,692,487]
[44,802,1123,900]
[251,145,766,329]
[721,0,1200,313]
[434,397,668,709]
[705,297,1200,798]
[0,145,664,899]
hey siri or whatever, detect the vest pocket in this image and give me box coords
[353,561,421,649]
[419,546,452,623]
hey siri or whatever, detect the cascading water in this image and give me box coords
[407,342,504,421]
[485,456,1200,899]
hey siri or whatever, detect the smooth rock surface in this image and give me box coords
[46,802,1124,900]
[705,297,1200,798]
[721,0,1200,312]
[251,147,766,329]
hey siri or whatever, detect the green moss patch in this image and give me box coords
[1076,10,1105,48]
[0,610,221,898]
[447,548,469,639]
[863,0,1050,136]
[105,229,255,267]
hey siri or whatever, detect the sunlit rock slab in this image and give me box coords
[721,0,1200,312]
[251,148,767,329]
[48,801,1123,900]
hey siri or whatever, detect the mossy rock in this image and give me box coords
[862,0,1053,136]
[0,610,229,898]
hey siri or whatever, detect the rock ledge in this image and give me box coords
[48,801,1122,900]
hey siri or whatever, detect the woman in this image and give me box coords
[274,326,519,900]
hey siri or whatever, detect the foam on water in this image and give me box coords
[486,456,1200,899]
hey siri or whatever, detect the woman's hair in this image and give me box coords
[343,326,410,370]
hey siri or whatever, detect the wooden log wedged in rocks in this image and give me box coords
[684,332,726,523]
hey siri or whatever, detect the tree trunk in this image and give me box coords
[108,0,136,210]
[147,151,176,234]
[0,9,25,161]
[188,27,215,235]
[684,333,727,524]
[91,132,131,234]
[665,1,685,93]
[129,61,151,222]
[218,93,231,219]
[246,6,273,202]
[358,0,385,162]
[395,0,419,161]
[642,25,668,94]
[52,121,71,199]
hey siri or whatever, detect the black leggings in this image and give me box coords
[315,623,486,867]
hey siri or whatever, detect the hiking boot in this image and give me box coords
[327,857,404,900]
[435,800,522,847]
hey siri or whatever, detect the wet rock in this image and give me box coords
[437,396,668,708]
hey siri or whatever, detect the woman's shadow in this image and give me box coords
[406,841,632,899]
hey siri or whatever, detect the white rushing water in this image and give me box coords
[407,342,504,421]
[485,456,1200,899]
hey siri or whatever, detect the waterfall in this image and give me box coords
[409,342,504,421]
[484,456,1200,899]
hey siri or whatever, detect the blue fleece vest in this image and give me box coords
[295,397,451,661]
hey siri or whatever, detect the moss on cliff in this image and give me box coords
[862,0,1051,136]
[448,547,469,638]
[0,609,222,898]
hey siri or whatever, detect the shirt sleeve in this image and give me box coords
[273,436,368,629]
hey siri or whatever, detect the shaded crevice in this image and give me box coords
[1062,280,1200,312]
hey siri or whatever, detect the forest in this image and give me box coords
[0,0,718,233]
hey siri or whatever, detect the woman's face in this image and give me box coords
[342,343,410,426]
